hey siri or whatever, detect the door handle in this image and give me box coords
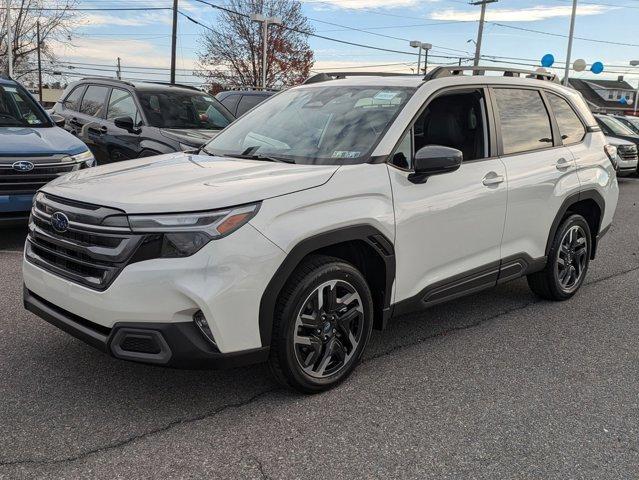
[482,172,504,186]
[556,157,573,171]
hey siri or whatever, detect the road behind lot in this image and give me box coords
[1,179,638,479]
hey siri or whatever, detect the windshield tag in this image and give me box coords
[332,150,360,159]
[374,91,399,101]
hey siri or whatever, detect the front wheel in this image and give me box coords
[527,214,591,301]
[268,255,374,394]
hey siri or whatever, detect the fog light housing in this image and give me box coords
[193,310,217,347]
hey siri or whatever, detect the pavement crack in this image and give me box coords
[0,387,277,468]
[252,456,273,480]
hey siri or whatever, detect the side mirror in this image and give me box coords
[51,113,65,128]
[409,145,462,183]
[114,116,138,133]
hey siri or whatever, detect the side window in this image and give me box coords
[107,89,140,124]
[63,85,85,111]
[219,94,240,116]
[237,95,264,116]
[546,93,586,145]
[80,85,109,117]
[493,88,553,155]
[391,129,413,169]
[390,88,489,168]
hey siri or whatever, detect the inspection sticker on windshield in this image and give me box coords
[374,90,400,101]
[332,151,361,159]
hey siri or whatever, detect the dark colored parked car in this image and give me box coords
[611,114,639,135]
[594,114,639,174]
[1,76,94,224]
[52,79,235,164]
[215,90,275,117]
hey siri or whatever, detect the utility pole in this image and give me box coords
[563,0,578,86]
[250,13,282,89]
[630,60,639,116]
[170,0,178,84]
[37,21,42,103]
[471,0,497,69]
[5,0,13,77]
[422,43,432,74]
[116,57,121,80]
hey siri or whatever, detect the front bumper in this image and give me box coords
[0,194,33,225]
[24,287,269,369]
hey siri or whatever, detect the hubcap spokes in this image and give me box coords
[293,280,364,378]
[557,225,587,291]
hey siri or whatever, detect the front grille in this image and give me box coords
[0,155,81,195]
[26,193,144,290]
[616,145,638,160]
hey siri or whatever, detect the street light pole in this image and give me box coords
[563,0,578,86]
[422,43,432,74]
[5,0,13,77]
[410,41,422,74]
[471,0,497,69]
[251,13,281,90]
[37,21,42,103]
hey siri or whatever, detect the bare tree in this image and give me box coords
[197,0,314,89]
[1,0,76,80]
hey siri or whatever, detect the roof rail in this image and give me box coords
[143,81,202,91]
[80,76,136,87]
[424,66,559,83]
[303,71,416,85]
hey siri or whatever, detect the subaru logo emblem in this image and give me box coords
[51,212,70,233]
[12,160,34,172]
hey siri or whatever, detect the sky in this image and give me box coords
[46,0,639,87]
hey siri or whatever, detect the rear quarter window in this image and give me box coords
[63,85,86,111]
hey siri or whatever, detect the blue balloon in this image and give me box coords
[541,54,555,68]
[591,61,604,74]
[620,97,628,105]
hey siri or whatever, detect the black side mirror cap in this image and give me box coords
[51,113,65,128]
[409,145,463,183]
[114,116,139,133]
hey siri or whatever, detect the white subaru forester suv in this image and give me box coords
[23,67,619,393]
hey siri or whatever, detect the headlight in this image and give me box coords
[604,144,618,169]
[128,203,260,257]
[65,150,96,168]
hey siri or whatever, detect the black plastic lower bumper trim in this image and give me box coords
[23,287,269,369]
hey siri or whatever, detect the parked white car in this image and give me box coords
[23,67,619,393]
[604,135,638,176]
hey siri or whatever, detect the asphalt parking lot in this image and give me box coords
[1,178,638,480]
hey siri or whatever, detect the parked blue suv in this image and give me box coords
[0,77,94,224]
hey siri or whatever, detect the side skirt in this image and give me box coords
[391,253,546,318]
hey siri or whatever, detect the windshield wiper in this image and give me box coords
[225,153,295,164]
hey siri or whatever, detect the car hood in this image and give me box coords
[604,135,635,147]
[42,152,339,214]
[0,126,88,158]
[160,128,221,147]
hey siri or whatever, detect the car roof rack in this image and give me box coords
[142,81,202,91]
[80,76,136,87]
[424,66,559,83]
[303,71,416,85]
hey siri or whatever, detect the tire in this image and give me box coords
[268,255,374,394]
[527,214,592,301]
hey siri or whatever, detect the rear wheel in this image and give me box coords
[268,255,373,393]
[527,214,591,301]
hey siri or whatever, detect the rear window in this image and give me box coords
[547,93,586,145]
[80,85,109,117]
[494,88,553,155]
[63,85,85,111]
[237,94,266,116]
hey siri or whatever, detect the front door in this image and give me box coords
[389,87,508,312]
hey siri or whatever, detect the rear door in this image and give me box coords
[56,84,86,135]
[492,87,581,262]
[75,85,110,162]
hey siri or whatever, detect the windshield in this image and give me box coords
[137,90,234,130]
[0,84,50,127]
[598,115,636,136]
[202,85,416,165]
